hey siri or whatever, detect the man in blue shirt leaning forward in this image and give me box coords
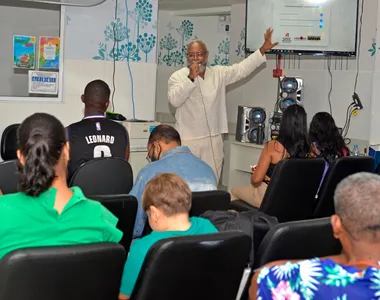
[130,124,217,238]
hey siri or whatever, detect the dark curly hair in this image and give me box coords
[309,112,349,164]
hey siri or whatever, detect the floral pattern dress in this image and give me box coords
[256,258,380,300]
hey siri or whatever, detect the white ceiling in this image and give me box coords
[158,0,244,11]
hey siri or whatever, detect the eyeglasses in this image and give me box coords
[186,52,206,59]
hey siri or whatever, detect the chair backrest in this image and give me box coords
[130,231,251,300]
[69,157,133,196]
[260,158,325,222]
[314,156,374,218]
[190,190,231,216]
[0,243,126,300]
[256,218,342,268]
[90,194,137,252]
[0,124,20,161]
[0,160,19,194]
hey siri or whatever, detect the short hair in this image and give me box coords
[142,173,192,217]
[334,172,380,243]
[187,40,208,52]
[148,124,181,145]
[83,80,110,110]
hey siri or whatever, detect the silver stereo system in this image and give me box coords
[235,106,266,144]
[275,76,304,113]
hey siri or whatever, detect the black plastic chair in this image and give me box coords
[130,231,251,300]
[1,124,20,161]
[232,158,325,222]
[0,160,19,194]
[69,157,133,196]
[190,190,231,216]
[313,156,374,218]
[90,194,137,252]
[256,218,342,268]
[0,243,126,300]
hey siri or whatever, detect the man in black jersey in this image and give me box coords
[66,80,130,178]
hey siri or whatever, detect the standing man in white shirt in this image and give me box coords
[167,28,278,181]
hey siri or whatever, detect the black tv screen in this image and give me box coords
[245,0,359,56]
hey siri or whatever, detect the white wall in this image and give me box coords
[0,60,156,126]
[369,0,380,145]
[0,0,158,147]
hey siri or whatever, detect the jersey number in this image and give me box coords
[93,145,112,158]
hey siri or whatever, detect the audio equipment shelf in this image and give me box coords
[227,141,264,192]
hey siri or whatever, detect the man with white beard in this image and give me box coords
[167,28,278,181]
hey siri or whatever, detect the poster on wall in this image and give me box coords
[13,35,36,69]
[28,70,59,95]
[38,36,60,69]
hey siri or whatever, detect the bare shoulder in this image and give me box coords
[266,140,284,153]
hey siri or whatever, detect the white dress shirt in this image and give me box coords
[167,49,266,140]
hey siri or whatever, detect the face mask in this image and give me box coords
[147,144,161,163]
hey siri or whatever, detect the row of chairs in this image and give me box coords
[0,217,340,300]
[0,157,134,196]
[231,156,374,221]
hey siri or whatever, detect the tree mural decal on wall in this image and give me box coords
[158,33,178,65]
[176,20,194,57]
[158,19,230,67]
[137,33,156,62]
[236,28,246,58]
[212,38,230,66]
[128,0,153,41]
[158,21,194,67]
[93,0,156,62]
[368,38,378,56]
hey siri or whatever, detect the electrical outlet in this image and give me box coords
[352,92,363,110]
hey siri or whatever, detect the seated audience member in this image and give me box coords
[119,173,218,299]
[131,124,217,238]
[249,172,380,299]
[0,113,122,259]
[231,105,310,207]
[66,79,130,178]
[309,112,349,190]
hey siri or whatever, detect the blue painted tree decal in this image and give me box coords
[93,0,156,63]
[137,33,156,62]
[176,20,194,56]
[94,42,109,60]
[368,38,377,56]
[236,28,246,58]
[129,0,153,42]
[159,33,180,66]
[120,42,141,61]
[212,38,230,66]
[163,50,183,67]
[160,33,177,53]
[104,18,128,42]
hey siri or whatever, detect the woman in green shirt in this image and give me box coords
[0,113,122,259]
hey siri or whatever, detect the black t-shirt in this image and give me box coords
[66,117,128,178]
